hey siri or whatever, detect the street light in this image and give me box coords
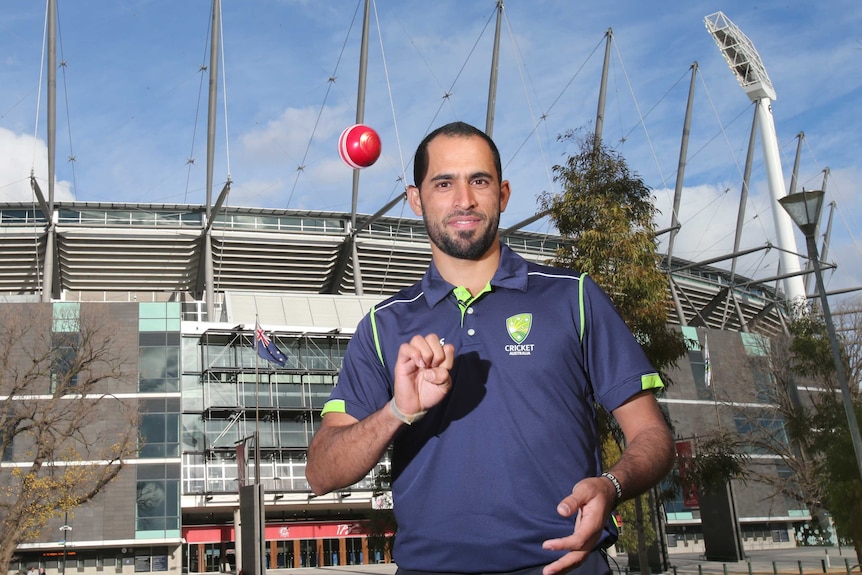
[59,513,72,575]
[778,189,862,481]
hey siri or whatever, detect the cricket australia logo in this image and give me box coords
[505,313,535,356]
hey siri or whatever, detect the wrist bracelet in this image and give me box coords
[390,398,427,425]
[601,471,623,505]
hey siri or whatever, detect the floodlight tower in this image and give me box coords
[705,12,806,306]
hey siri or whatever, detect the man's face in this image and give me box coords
[408,135,510,260]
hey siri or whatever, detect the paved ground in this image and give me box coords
[263,546,859,575]
[626,547,858,575]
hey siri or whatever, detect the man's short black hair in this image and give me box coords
[412,121,502,189]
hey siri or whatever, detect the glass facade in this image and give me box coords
[181,329,351,494]
[137,303,182,540]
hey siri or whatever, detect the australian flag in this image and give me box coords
[255,321,287,366]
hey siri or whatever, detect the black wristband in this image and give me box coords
[601,471,623,505]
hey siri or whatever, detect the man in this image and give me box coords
[307,121,674,575]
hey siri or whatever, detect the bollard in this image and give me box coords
[822,559,827,573]
[724,563,729,575]
[798,560,804,575]
[698,565,703,575]
[773,561,779,575]
[748,559,753,575]
[844,558,851,575]
[673,567,678,575]
[826,549,831,569]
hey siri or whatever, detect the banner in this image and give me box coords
[236,442,246,488]
[675,440,700,508]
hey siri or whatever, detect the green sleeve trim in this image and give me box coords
[578,272,588,342]
[320,399,346,417]
[641,373,665,391]
[370,305,385,366]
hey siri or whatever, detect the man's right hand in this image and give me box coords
[392,333,455,417]
[307,333,456,495]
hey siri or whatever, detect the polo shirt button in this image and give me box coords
[467,328,476,336]
[467,307,474,314]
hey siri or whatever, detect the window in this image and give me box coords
[741,332,769,356]
[751,366,777,402]
[140,398,180,458]
[134,556,150,573]
[53,302,80,332]
[682,326,712,400]
[303,338,335,370]
[51,332,80,392]
[133,548,169,573]
[139,333,180,393]
[51,303,81,393]
[776,463,808,515]
[136,466,180,536]
[733,415,789,454]
[182,336,202,372]
[138,302,181,332]
[182,414,205,452]
[307,374,337,408]
[138,303,181,392]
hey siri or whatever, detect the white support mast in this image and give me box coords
[705,12,806,306]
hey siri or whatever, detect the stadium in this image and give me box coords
[1,199,810,572]
[3,1,857,573]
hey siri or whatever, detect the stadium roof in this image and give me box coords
[0,201,789,336]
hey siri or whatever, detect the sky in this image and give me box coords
[1,0,860,307]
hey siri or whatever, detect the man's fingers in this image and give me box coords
[541,550,589,575]
[440,342,456,369]
[402,334,454,370]
[423,365,453,387]
[394,335,456,412]
[397,335,435,369]
[416,333,451,368]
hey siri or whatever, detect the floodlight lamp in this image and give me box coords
[705,11,776,101]
[778,190,825,239]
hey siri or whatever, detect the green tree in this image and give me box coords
[541,131,685,376]
[541,131,687,574]
[672,431,751,497]
[788,301,862,562]
[0,304,138,570]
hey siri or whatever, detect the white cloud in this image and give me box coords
[238,105,351,164]
[0,127,74,202]
[1,0,859,295]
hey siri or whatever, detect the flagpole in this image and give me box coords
[254,316,260,485]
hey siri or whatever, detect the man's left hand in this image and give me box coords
[540,476,616,575]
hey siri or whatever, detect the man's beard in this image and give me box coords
[424,210,500,260]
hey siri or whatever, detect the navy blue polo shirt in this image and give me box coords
[321,243,663,573]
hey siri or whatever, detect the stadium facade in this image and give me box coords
[1,201,813,574]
